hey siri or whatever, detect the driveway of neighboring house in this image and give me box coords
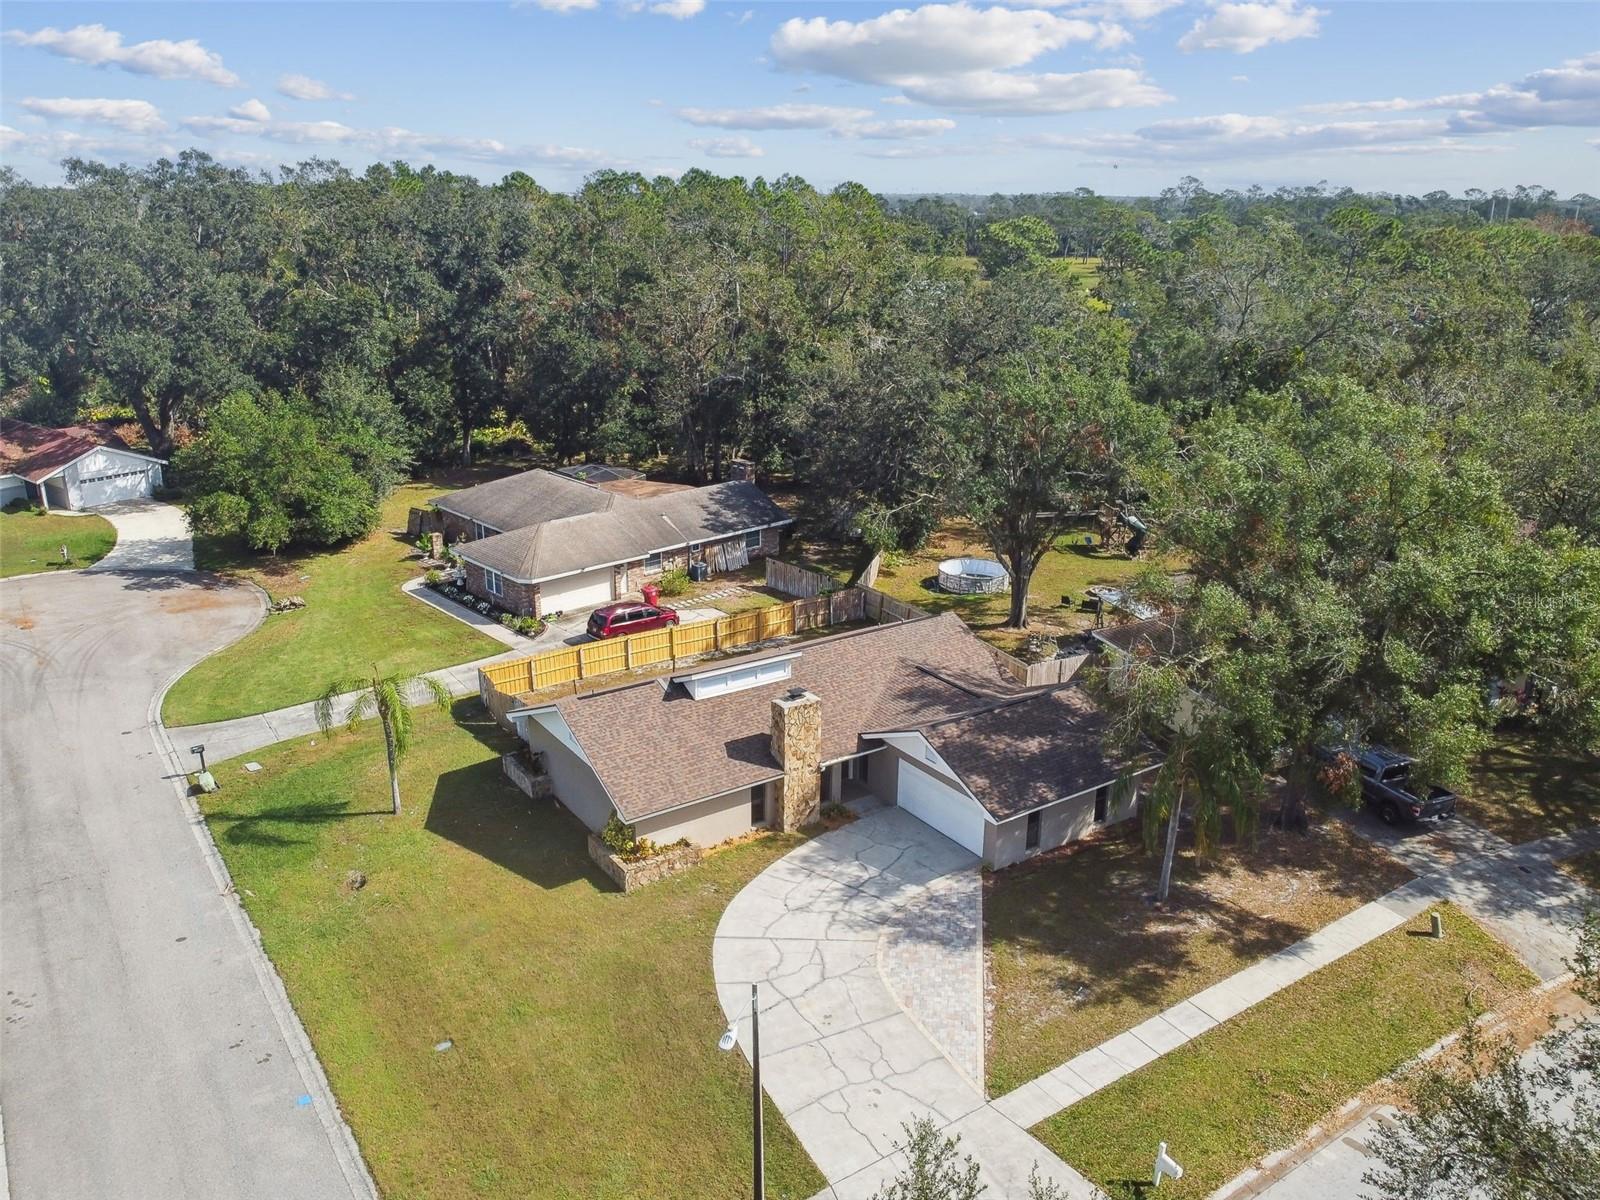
[0,546,372,1197]
[713,807,1097,1200]
[89,498,195,572]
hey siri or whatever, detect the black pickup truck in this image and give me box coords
[1316,743,1459,825]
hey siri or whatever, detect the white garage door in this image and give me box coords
[541,566,614,614]
[78,467,153,508]
[897,758,986,856]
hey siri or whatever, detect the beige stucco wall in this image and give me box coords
[518,716,614,832]
[634,783,775,847]
[984,782,1141,870]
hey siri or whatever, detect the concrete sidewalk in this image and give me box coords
[168,649,525,763]
[991,823,1600,1133]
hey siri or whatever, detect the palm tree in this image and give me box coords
[315,666,451,816]
[1142,729,1257,903]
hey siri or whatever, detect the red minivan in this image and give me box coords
[586,602,681,640]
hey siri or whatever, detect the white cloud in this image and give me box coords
[1030,112,1496,161]
[1302,52,1600,131]
[650,0,705,18]
[229,98,273,122]
[767,2,1167,115]
[881,95,913,106]
[906,67,1171,114]
[772,3,1103,82]
[1178,2,1323,54]
[0,125,26,152]
[276,73,354,102]
[20,96,166,133]
[834,117,957,139]
[1232,74,1249,83]
[180,109,615,169]
[524,0,600,10]
[688,135,765,157]
[4,23,239,86]
[676,103,874,129]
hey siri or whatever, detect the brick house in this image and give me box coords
[430,468,792,619]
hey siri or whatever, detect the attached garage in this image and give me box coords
[77,464,161,508]
[539,566,614,615]
[895,757,988,857]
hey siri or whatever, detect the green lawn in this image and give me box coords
[985,812,1411,1095]
[200,703,824,1200]
[1457,734,1600,846]
[867,523,1163,655]
[0,507,117,577]
[1033,904,1535,1200]
[162,480,500,726]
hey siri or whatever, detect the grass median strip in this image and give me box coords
[200,701,824,1200]
[1031,903,1535,1200]
[162,479,498,726]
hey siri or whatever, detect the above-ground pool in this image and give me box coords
[937,556,1009,594]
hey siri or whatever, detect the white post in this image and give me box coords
[1154,1142,1184,1187]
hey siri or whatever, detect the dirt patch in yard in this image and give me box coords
[984,802,1414,1095]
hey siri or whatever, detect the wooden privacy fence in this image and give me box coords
[480,590,866,700]
[765,557,835,598]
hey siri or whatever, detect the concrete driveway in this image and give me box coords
[713,807,1095,1199]
[89,499,195,572]
[0,565,372,1197]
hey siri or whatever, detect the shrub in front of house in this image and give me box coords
[657,567,692,597]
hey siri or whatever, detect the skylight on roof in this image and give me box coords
[673,652,800,701]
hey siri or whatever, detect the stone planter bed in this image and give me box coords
[587,834,703,892]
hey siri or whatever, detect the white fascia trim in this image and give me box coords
[32,445,167,483]
[818,745,882,769]
[987,761,1163,827]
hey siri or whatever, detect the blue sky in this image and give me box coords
[3,1,1597,194]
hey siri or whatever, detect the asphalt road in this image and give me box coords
[0,563,372,1200]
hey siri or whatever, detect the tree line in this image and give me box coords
[2,151,1597,791]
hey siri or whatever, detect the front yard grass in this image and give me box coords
[0,507,117,577]
[822,522,1159,656]
[162,479,501,726]
[985,808,1412,1095]
[1033,903,1535,1200]
[200,702,824,1200]
[1456,733,1600,846]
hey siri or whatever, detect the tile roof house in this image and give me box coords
[430,468,793,619]
[510,612,1159,869]
[0,419,166,511]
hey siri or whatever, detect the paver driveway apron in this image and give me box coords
[713,807,1094,1199]
[0,530,371,1197]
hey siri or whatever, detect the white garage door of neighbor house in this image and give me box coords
[896,758,986,856]
[77,467,153,508]
[540,566,614,615]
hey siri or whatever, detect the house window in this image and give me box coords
[471,520,489,540]
[1025,811,1042,851]
[751,784,767,826]
[484,570,504,598]
[645,551,663,573]
[1093,785,1110,824]
[744,529,762,551]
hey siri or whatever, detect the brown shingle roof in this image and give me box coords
[462,478,792,583]
[918,686,1147,821]
[0,419,152,483]
[429,468,614,532]
[1092,616,1187,661]
[545,612,1018,821]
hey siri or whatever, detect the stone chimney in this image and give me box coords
[770,689,822,831]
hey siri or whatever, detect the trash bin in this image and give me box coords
[642,582,661,607]
[689,561,710,582]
